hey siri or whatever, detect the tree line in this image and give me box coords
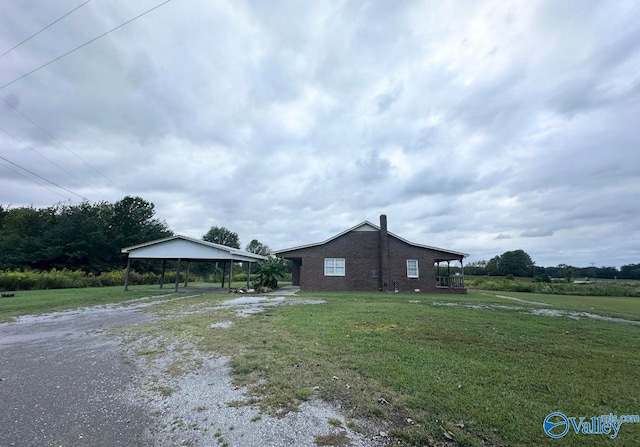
[0,197,285,286]
[0,197,172,273]
[2,200,637,282]
[465,249,639,280]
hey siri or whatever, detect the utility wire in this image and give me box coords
[0,159,70,200]
[0,154,89,201]
[0,125,103,199]
[0,0,173,91]
[0,96,126,194]
[0,0,92,59]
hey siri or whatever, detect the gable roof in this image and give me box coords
[122,235,267,262]
[275,220,468,258]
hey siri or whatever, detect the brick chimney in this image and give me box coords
[379,214,389,291]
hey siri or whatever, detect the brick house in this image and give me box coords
[274,215,468,293]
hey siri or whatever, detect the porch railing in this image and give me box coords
[436,275,465,288]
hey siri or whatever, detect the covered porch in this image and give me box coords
[435,257,465,290]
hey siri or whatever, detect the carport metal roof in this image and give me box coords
[121,235,267,291]
[122,235,267,263]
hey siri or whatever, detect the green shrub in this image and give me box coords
[466,275,640,297]
[0,268,183,291]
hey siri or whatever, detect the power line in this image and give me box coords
[0,154,89,201]
[0,96,126,194]
[0,159,70,201]
[0,0,174,91]
[0,0,92,59]
[0,125,102,199]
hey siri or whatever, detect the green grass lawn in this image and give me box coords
[146,289,639,446]
[3,286,638,446]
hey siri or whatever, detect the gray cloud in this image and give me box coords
[521,229,554,238]
[1,0,639,267]
[375,83,403,114]
[494,234,512,240]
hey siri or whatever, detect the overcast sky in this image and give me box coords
[1,0,639,268]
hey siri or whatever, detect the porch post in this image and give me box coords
[175,258,181,292]
[160,259,166,289]
[460,258,465,288]
[228,260,233,293]
[124,257,131,291]
[447,261,451,288]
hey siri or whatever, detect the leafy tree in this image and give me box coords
[254,257,287,289]
[620,264,640,279]
[486,249,535,277]
[246,239,271,256]
[0,197,172,273]
[46,201,113,272]
[110,196,172,249]
[202,226,240,287]
[465,260,488,275]
[565,268,574,283]
[203,226,240,248]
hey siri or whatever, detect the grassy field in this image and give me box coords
[2,286,639,446]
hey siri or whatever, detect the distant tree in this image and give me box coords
[110,196,171,248]
[245,239,271,256]
[0,204,6,230]
[0,196,171,272]
[202,226,240,288]
[203,226,240,248]
[565,268,574,283]
[486,249,535,277]
[48,201,114,272]
[534,274,551,283]
[486,256,501,276]
[0,206,49,270]
[620,263,640,280]
[465,260,488,275]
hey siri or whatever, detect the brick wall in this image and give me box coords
[282,231,381,291]
[279,229,466,293]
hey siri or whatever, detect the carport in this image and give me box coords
[121,235,267,292]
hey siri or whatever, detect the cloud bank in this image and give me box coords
[1,0,639,267]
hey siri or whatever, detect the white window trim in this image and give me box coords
[407,259,419,278]
[324,258,345,276]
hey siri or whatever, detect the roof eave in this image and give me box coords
[122,235,268,261]
[275,222,468,258]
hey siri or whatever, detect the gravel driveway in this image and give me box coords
[0,295,381,447]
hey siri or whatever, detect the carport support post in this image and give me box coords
[246,262,251,288]
[228,260,233,293]
[124,257,131,291]
[175,258,182,292]
[160,260,166,289]
[184,262,190,288]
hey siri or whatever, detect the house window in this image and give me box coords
[371,270,379,278]
[407,259,419,278]
[324,258,345,276]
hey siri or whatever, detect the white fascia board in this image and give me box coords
[122,235,267,261]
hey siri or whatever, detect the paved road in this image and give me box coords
[0,305,157,447]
